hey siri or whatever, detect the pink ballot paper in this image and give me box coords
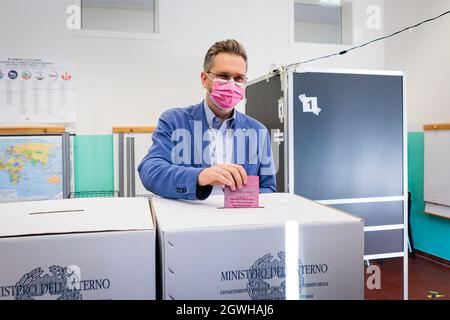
[224,176,259,208]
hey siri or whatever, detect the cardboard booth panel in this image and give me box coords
[152,193,364,300]
[0,197,156,300]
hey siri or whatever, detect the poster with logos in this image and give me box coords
[0,58,76,123]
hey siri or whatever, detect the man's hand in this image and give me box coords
[198,164,248,191]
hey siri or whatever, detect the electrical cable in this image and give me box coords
[288,9,450,68]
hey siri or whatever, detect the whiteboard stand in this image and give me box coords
[62,132,71,199]
[113,127,155,199]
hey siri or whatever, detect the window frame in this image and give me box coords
[289,0,353,47]
[71,0,165,41]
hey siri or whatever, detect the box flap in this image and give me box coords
[0,197,154,238]
[152,193,363,231]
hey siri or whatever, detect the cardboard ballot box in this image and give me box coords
[0,197,155,300]
[152,193,364,300]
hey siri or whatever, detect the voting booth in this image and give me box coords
[246,68,408,298]
[0,197,156,300]
[152,193,364,300]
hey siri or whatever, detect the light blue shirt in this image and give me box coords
[203,101,236,194]
[203,100,235,131]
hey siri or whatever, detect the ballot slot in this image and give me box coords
[28,209,85,216]
[217,206,265,210]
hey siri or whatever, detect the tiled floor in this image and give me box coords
[364,255,449,300]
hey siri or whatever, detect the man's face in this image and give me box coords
[201,53,247,113]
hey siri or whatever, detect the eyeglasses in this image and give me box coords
[207,72,247,87]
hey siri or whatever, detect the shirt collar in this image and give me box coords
[203,100,236,129]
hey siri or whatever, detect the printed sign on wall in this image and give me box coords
[0,58,76,123]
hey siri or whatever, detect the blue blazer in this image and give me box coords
[138,101,276,200]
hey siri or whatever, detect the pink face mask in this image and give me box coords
[209,79,245,110]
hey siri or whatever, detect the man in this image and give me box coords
[138,39,276,200]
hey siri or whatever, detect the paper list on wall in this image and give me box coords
[0,57,76,123]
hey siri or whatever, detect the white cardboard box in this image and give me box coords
[152,193,364,300]
[0,197,155,300]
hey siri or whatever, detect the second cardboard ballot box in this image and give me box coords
[0,197,155,300]
[152,193,364,300]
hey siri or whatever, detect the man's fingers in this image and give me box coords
[211,174,229,188]
[214,168,236,190]
[220,164,245,188]
[225,165,243,189]
[216,165,240,189]
[212,171,234,189]
[205,164,248,190]
[230,164,248,184]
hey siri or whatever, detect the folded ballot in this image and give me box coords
[224,176,259,208]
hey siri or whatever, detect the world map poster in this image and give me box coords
[0,136,63,202]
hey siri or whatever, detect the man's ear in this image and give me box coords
[200,72,208,89]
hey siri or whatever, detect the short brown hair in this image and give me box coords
[203,39,248,72]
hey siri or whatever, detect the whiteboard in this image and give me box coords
[424,130,450,207]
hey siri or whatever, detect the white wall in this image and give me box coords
[384,0,450,132]
[0,0,386,134]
